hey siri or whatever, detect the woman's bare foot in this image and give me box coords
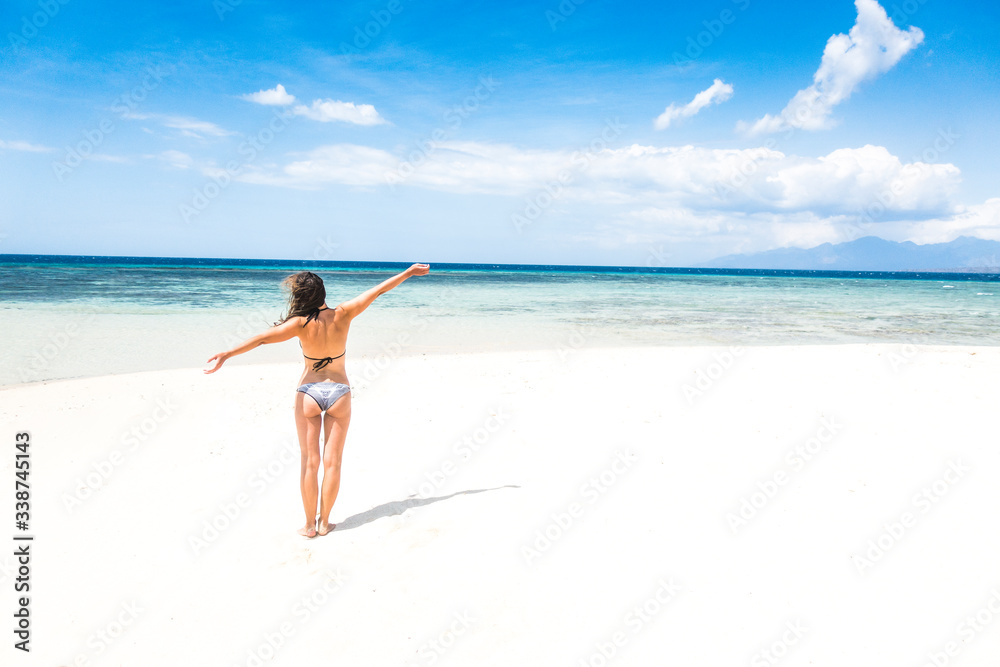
[298,524,318,538]
[317,522,335,536]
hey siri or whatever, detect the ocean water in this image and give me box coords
[1,254,998,386]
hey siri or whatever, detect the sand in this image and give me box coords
[2,344,999,666]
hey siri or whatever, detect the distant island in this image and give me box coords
[704,236,1000,273]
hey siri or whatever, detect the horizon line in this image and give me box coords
[1,252,998,281]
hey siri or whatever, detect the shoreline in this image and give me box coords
[3,341,998,391]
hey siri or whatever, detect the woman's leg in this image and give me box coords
[317,393,351,535]
[294,392,324,537]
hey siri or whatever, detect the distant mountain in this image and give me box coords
[704,236,1000,272]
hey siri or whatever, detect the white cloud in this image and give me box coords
[240,141,573,192]
[751,144,958,213]
[161,116,235,138]
[123,113,234,138]
[740,0,923,135]
[292,99,387,126]
[240,139,960,222]
[582,202,1000,266]
[227,136,995,262]
[903,199,1000,244]
[154,150,194,169]
[242,84,296,106]
[56,152,129,163]
[86,154,130,163]
[576,207,844,261]
[0,139,53,152]
[270,144,397,186]
[654,79,734,130]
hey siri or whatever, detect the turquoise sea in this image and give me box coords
[1,254,998,386]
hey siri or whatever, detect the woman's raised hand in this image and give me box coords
[407,263,430,276]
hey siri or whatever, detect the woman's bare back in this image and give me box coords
[297,305,351,385]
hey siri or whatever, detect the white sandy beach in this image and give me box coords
[3,344,1000,666]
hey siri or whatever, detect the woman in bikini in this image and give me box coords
[204,263,430,537]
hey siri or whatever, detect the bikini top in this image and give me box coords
[300,306,346,370]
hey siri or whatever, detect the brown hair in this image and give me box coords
[276,271,327,325]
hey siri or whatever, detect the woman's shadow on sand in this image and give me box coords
[335,485,519,532]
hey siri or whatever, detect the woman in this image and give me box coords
[204,263,430,537]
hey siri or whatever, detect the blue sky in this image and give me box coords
[1,0,998,265]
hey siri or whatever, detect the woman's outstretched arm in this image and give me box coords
[204,317,302,374]
[340,263,429,320]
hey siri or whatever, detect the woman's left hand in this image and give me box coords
[204,352,228,374]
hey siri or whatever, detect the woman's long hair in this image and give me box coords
[275,271,327,325]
